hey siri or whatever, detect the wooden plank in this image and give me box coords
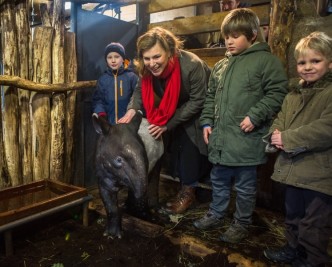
[188,47,227,68]
[148,4,270,35]
[148,0,216,13]
[148,0,271,13]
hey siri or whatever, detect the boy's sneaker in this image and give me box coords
[263,244,302,264]
[219,220,249,243]
[193,210,222,230]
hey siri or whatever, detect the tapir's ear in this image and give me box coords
[128,110,143,133]
[92,113,111,135]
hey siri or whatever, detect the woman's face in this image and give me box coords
[296,49,332,84]
[142,42,170,77]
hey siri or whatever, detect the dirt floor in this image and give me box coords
[0,178,331,267]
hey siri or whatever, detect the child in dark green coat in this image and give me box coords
[193,8,288,244]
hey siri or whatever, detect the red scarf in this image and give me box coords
[141,56,181,126]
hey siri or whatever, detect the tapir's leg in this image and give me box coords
[148,158,162,209]
[98,182,122,238]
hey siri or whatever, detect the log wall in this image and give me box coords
[0,1,78,188]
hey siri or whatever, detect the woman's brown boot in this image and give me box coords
[165,185,195,214]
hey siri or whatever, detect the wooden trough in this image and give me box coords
[0,179,92,256]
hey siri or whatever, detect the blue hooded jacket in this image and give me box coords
[92,64,138,125]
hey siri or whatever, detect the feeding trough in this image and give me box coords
[0,179,92,256]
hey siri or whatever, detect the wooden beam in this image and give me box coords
[189,47,227,68]
[148,4,270,35]
[69,0,149,4]
[0,75,96,92]
[148,0,271,13]
[148,0,216,13]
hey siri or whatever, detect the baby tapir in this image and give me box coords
[92,112,164,238]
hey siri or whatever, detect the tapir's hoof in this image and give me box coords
[103,229,122,239]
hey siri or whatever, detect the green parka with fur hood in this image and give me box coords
[200,42,288,166]
[264,71,332,196]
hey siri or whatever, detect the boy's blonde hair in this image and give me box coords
[294,31,332,61]
[134,27,183,77]
[221,8,260,41]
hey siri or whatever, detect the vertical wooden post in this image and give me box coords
[31,26,53,181]
[83,201,89,227]
[1,2,21,186]
[16,1,33,184]
[269,0,296,70]
[4,230,13,256]
[64,32,78,184]
[50,0,66,181]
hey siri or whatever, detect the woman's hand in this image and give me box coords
[203,127,212,144]
[148,124,167,139]
[118,109,136,123]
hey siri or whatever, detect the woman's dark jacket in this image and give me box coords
[127,50,211,155]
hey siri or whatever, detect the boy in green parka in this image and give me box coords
[193,8,288,243]
[263,32,332,267]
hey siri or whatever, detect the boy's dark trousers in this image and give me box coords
[284,185,332,266]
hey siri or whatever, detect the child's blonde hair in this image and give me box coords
[221,8,260,41]
[294,32,332,61]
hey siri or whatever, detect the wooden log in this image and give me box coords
[31,26,53,181]
[148,5,270,35]
[165,233,216,258]
[269,0,296,70]
[0,75,97,92]
[0,12,10,189]
[97,207,164,238]
[50,0,65,181]
[64,32,77,184]
[16,1,33,184]
[1,3,21,187]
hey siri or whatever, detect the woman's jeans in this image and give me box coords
[170,126,211,187]
[209,164,257,225]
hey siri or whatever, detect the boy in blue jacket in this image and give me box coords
[193,8,288,243]
[93,42,138,124]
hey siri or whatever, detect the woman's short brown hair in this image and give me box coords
[134,27,183,76]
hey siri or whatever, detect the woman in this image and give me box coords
[119,27,211,214]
